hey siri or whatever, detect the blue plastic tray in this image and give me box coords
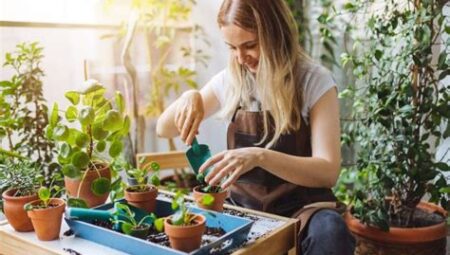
[65,198,253,255]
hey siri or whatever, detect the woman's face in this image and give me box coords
[221,24,260,73]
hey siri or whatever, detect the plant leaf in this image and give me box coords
[71,151,89,169]
[62,164,81,178]
[65,91,80,105]
[91,177,111,196]
[67,198,88,208]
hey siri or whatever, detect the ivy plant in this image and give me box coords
[339,0,449,230]
[47,80,129,201]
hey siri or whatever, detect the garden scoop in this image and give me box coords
[66,202,154,231]
[186,137,213,176]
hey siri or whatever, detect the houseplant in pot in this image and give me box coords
[47,80,129,208]
[0,159,41,232]
[24,185,65,241]
[339,0,449,254]
[192,172,227,212]
[164,190,206,252]
[124,161,160,213]
[110,203,164,239]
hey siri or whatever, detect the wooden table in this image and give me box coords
[0,197,298,255]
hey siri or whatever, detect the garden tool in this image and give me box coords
[66,202,154,231]
[186,137,213,176]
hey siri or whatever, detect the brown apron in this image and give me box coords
[227,107,344,254]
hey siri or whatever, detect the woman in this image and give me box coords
[157,0,355,254]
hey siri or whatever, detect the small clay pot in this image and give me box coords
[124,185,158,213]
[193,185,228,212]
[2,189,38,232]
[64,163,111,208]
[26,198,66,241]
[164,214,206,252]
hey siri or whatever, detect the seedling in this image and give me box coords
[24,186,63,210]
[127,161,160,192]
[111,203,164,238]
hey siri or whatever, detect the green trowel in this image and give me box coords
[186,137,213,176]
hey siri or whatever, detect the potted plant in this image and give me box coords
[124,161,160,213]
[164,190,206,252]
[111,203,164,239]
[339,1,449,254]
[0,159,41,232]
[24,185,65,241]
[47,80,129,208]
[0,41,58,187]
[192,172,227,212]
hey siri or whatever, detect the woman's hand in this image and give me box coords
[174,90,204,145]
[198,147,264,189]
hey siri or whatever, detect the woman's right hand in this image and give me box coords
[174,90,204,145]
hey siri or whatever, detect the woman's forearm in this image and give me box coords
[156,99,180,138]
[258,148,340,188]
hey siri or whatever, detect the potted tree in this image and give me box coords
[0,41,58,188]
[339,0,449,254]
[0,159,41,232]
[24,186,65,241]
[124,161,160,213]
[192,172,227,212]
[47,80,129,208]
[164,190,206,252]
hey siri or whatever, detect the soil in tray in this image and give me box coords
[91,220,226,247]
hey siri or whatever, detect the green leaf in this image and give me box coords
[60,142,72,158]
[439,187,450,193]
[96,140,106,152]
[65,91,80,105]
[38,187,50,202]
[154,218,164,232]
[93,124,108,140]
[81,80,104,95]
[54,125,69,141]
[120,116,130,135]
[62,164,81,178]
[79,107,95,126]
[150,162,160,171]
[436,162,450,171]
[121,222,133,235]
[67,198,88,208]
[109,140,123,158]
[91,177,111,196]
[103,110,123,132]
[151,174,160,186]
[65,106,78,122]
[49,103,59,127]
[115,92,125,114]
[201,194,215,206]
[72,151,89,169]
[171,210,184,225]
[75,133,89,148]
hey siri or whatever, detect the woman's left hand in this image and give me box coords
[198,147,264,190]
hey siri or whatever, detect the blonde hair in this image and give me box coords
[218,0,310,148]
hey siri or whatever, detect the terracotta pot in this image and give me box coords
[64,164,111,208]
[2,189,38,232]
[344,201,448,255]
[26,198,65,241]
[164,214,206,252]
[124,185,158,213]
[193,185,228,212]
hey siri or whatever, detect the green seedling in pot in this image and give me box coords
[111,203,164,239]
[24,185,63,210]
[127,161,160,192]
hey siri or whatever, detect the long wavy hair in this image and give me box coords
[217,0,311,148]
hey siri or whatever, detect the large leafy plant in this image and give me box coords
[0,159,43,197]
[47,80,129,198]
[0,42,57,184]
[340,0,449,230]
